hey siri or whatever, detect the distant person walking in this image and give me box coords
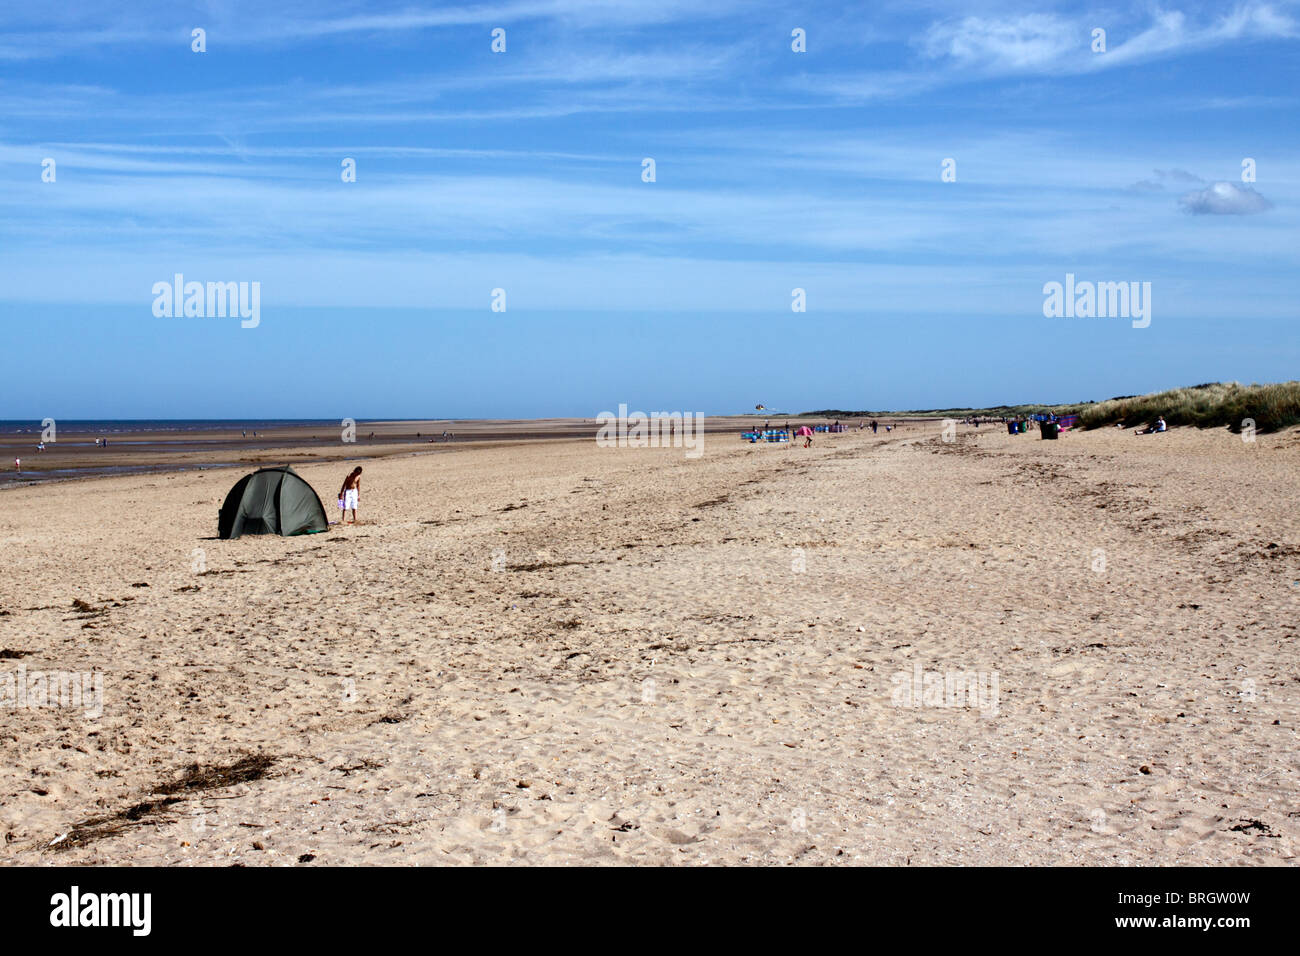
[338,466,363,524]
[14,457,21,474]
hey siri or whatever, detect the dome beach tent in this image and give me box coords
[218,466,329,540]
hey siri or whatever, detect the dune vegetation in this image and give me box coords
[1074,381,1300,433]
[805,381,1300,434]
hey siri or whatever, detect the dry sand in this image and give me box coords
[1,422,1297,865]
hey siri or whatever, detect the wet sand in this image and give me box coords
[0,420,594,485]
[0,417,866,486]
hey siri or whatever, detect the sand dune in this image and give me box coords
[1,423,1296,865]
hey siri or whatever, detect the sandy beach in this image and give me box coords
[1,422,1296,865]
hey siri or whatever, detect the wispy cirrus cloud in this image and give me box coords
[0,40,751,131]
[920,3,1299,74]
[0,0,754,59]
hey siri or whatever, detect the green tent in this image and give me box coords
[218,466,329,540]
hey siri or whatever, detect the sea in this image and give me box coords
[1,420,342,436]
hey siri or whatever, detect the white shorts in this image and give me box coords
[343,489,358,510]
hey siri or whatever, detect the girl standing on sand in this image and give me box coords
[338,467,362,524]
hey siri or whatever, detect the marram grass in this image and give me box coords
[1074,381,1300,433]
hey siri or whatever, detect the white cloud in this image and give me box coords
[0,0,753,59]
[818,2,1300,102]
[1179,181,1274,214]
[921,13,1079,72]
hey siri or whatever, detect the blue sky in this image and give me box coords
[1,1,1297,418]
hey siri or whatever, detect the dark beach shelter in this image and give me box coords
[218,466,329,540]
